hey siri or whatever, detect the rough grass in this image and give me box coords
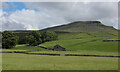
[2,53,118,70]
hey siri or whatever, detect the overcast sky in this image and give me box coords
[0,2,119,31]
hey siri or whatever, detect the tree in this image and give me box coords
[41,31,58,43]
[26,31,42,46]
[26,30,58,46]
[16,32,28,44]
[2,31,18,49]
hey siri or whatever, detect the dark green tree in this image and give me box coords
[26,31,42,46]
[41,31,58,43]
[2,31,18,49]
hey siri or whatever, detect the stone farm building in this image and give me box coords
[52,45,66,51]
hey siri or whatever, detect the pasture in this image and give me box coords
[2,53,118,70]
[1,32,119,70]
[40,37,118,52]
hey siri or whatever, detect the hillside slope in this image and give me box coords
[42,21,117,34]
[11,21,118,40]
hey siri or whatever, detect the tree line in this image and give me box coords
[2,30,58,49]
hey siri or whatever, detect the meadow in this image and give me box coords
[1,31,119,70]
[40,37,118,52]
[2,53,118,70]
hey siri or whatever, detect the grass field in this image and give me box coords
[2,53,118,70]
[2,32,119,70]
[58,32,93,40]
[57,32,118,40]
[29,51,118,56]
[2,37,118,53]
[40,37,118,52]
[2,44,45,51]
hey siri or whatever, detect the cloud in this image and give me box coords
[1,11,26,31]
[0,9,2,31]
[25,2,118,29]
[1,2,119,31]
[1,9,68,31]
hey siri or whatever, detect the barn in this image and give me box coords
[53,45,66,51]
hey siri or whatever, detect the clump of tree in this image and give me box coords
[14,32,28,44]
[41,31,58,43]
[2,31,18,49]
[26,30,58,46]
[2,30,58,48]
[26,31,42,46]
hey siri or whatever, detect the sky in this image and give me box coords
[0,2,119,31]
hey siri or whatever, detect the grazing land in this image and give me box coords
[2,35,119,70]
[2,53,118,70]
[40,37,118,52]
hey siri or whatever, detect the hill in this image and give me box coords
[10,21,118,43]
[10,21,118,36]
[11,21,117,33]
[42,21,117,33]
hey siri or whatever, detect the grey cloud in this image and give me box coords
[25,2,118,28]
[1,12,26,31]
[3,22,26,31]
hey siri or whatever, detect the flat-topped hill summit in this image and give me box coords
[10,21,118,35]
[42,21,117,33]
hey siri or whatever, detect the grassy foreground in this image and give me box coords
[2,53,118,70]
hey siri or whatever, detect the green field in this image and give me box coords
[2,29,119,70]
[2,53,118,70]
[2,44,45,51]
[2,36,118,56]
[58,32,93,40]
[40,37,118,52]
[57,32,118,40]
[2,35,119,70]
[29,51,118,56]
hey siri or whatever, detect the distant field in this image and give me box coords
[57,32,117,40]
[2,53,118,70]
[58,32,93,40]
[4,44,45,51]
[3,36,118,56]
[89,32,116,37]
[40,37,118,52]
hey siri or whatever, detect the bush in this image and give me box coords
[2,31,18,49]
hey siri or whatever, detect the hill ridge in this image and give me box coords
[9,21,117,33]
[41,21,117,33]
